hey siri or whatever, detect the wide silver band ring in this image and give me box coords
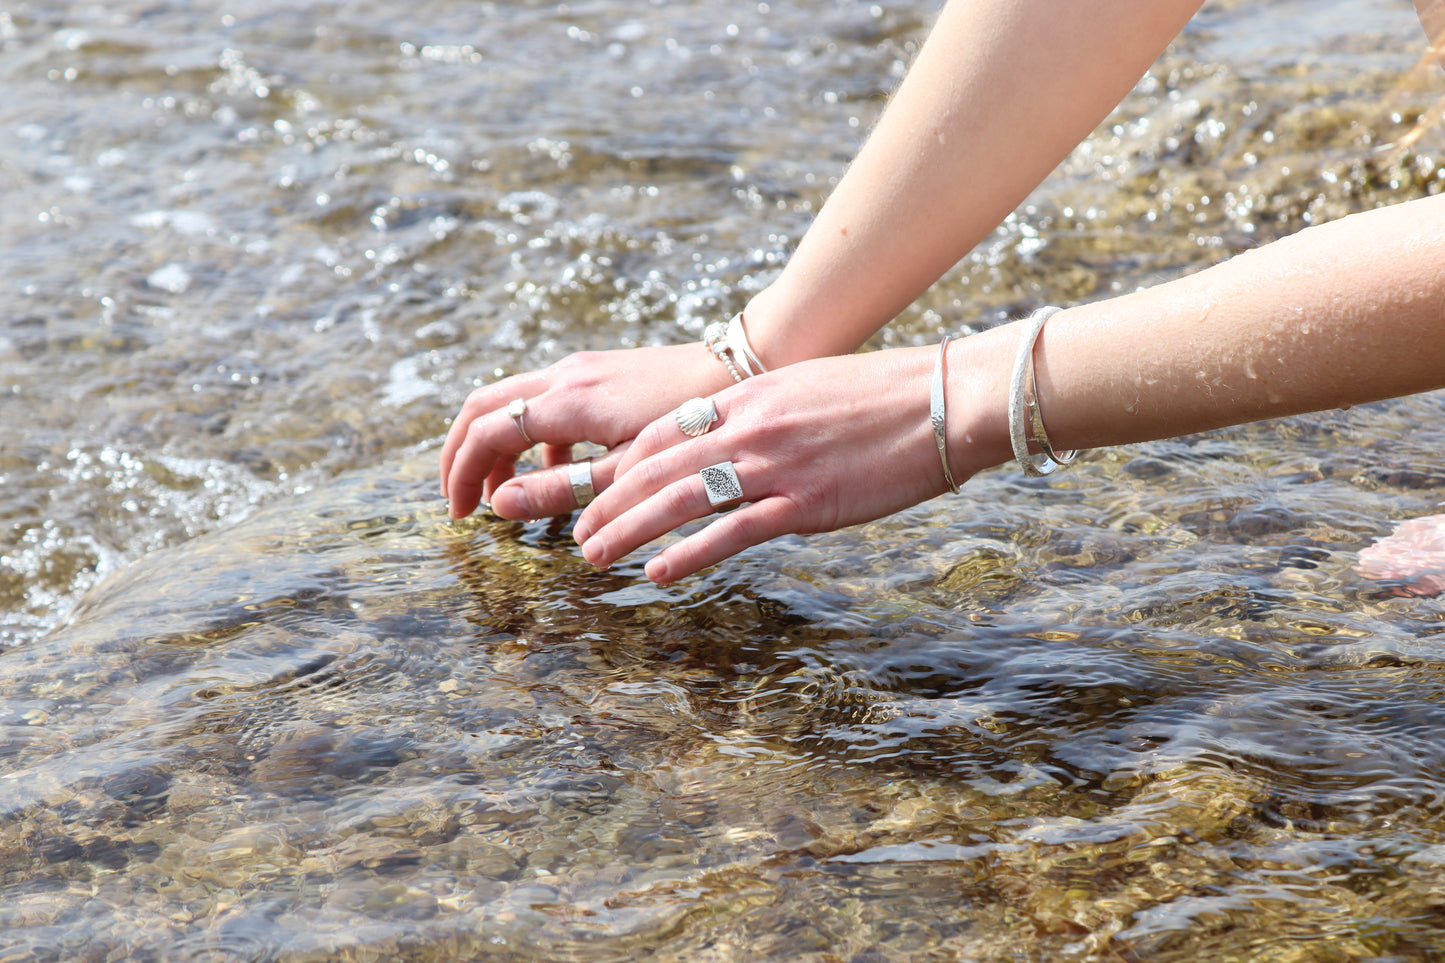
[568,459,596,508]
[700,461,744,511]
[675,397,719,437]
[507,398,532,445]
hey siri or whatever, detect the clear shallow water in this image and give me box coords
[2,0,1445,959]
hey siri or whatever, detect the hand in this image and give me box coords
[570,347,964,583]
[439,343,734,519]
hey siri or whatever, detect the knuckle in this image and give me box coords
[554,350,600,379]
[463,384,498,412]
[634,453,675,494]
[465,417,491,444]
[635,420,667,452]
[661,479,696,518]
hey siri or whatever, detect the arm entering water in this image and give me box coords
[573,194,1445,583]
[740,0,1206,366]
[446,0,1204,520]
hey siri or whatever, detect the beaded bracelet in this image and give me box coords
[703,312,768,382]
[1008,305,1078,477]
[703,320,745,383]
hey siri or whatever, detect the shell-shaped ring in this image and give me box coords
[674,397,719,437]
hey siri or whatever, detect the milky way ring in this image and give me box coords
[700,460,744,511]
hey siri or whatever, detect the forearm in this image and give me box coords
[949,194,1445,475]
[745,0,1205,368]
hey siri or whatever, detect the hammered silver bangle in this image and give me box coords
[931,335,961,494]
[1008,305,1077,477]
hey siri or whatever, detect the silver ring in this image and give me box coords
[568,459,595,508]
[674,397,719,437]
[700,460,744,511]
[507,397,532,445]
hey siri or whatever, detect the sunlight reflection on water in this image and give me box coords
[1,0,1444,959]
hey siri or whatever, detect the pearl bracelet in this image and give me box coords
[703,320,745,382]
[703,312,768,382]
[1008,306,1077,477]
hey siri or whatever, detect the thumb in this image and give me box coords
[490,445,628,520]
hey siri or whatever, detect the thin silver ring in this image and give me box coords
[568,459,595,508]
[675,397,719,437]
[507,397,533,445]
[700,460,744,511]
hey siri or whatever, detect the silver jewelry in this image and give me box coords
[700,461,744,511]
[726,313,768,376]
[568,459,595,508]
[704,320,745,383]
[507,397,533,445]
[675,397,719,437]
[930,335,961,494]
[1008,306,1076,476]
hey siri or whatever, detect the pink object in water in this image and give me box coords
[1355,513,1445,596]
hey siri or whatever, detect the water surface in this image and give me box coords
[3,0,1445,959]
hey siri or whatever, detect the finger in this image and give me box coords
[577,456,738,569]
[439,380,523,498]
[612,396,722,480]
[540,443,572,469]
[491,448,627,520]
[445,409,534,518]
[579,400,728,540]
[644,496,797,584]
[481,453,519,504]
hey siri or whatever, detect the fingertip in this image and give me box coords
[644,556,673,584]
[581,537,610,570]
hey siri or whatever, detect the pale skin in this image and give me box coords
[440,0,1445,584]
[439,0,1205,514]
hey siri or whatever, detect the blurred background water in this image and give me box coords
[2,0,1445,960]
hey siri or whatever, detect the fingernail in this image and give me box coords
[572,522,592,545]
[582,541,609,570]
[646,558,670,584]
[493,485,530,519]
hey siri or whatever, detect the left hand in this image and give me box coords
[570,347,962,583]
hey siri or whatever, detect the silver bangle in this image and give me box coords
[1008,306,1076,477]
[726,313,768,376]
[930,335,961,494]
[703,320,745,383]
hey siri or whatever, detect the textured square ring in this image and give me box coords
[699,461,744,511]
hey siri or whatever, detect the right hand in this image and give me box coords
[569,347,968,583]
[438,343,735,519]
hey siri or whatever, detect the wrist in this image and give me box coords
[741,279,884,370]
[942,325,1018,482]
